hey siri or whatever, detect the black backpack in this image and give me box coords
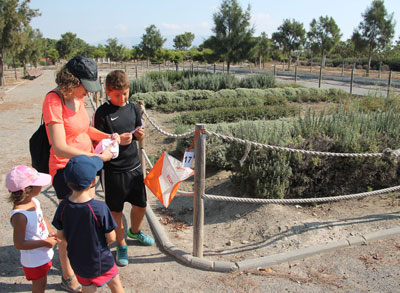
[29,90,64,173]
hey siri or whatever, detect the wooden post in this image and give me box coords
[295,65,298,83]
[350,63,355,95]
[193,124,206,258]
[273,64,276,77]
[99,77,104,104]
[137,100,147,175]
[318,64,323,88]
[135,65,138,79]
[387,70,392,98]
[124,62,127,72]
[213,64,216,74]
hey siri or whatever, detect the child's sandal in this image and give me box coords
[60,274,82,292]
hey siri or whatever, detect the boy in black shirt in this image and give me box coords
[94,70,154,267]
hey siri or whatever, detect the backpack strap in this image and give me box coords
[48,88,65,105]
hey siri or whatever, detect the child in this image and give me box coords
[52,155,124,293]
[6,165,58,293]
[93,70,154,267]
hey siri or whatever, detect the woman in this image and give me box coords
[42,56,118,292]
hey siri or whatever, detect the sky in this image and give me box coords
[29,0,400,48]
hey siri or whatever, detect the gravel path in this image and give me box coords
[0,70,399,292]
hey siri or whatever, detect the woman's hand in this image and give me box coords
[119,133,133,146]
[110,133,120,144]
[98,142,116,162]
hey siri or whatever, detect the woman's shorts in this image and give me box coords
[23,260,52,281]
[53,168,96,200]
[53,168,72,200]
[76,263,119,287]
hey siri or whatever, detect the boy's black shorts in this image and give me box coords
[101,166,147,212]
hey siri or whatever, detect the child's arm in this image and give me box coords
[11,214,58,250]
[44,216,57,237]
[105,230,116,245]
[56,229,66,241]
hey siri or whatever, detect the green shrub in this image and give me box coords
[130,77,154,94]
[177,104,300,124]
[239,73,275,89]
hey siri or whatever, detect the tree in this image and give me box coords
[105,38,125,61]
[272,19,306,69]
[351,0,395,74]
[255,32,272,68]
[173,32,195,50]
[138,25,166,62]
[56,32,81,59]
[94,45,107,59]
[43,38,58,64]
[207,0,255,73]
[307,16,341,67]
[47,48,59,65]
[0,0,39,85]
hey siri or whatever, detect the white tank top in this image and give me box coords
[10,198,54,268]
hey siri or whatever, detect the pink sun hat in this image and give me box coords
[6,165,52,192]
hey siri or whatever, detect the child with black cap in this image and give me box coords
[52,155,124,293]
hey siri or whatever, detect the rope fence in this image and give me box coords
[139,105,400,257]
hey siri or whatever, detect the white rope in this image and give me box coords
[141,106,195,138]
[140,107,400,204]
[202,185,400,204]
[206,130,395,158]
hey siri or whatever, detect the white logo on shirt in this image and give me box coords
[110,116,119,121]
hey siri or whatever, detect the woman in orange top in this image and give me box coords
[42,56,118,292]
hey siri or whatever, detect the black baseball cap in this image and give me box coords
[66,56,102,92]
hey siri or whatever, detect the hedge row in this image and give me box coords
[175,107,400,199]
[130,72,276,94]
[157,96,275,113]
[177,104,300,124]
[130,87,348,109]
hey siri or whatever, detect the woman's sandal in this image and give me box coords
[60,274,82,292]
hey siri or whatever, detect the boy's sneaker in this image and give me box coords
[116,245,128,266]
[127,229,154,246]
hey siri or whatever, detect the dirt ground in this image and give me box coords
[0,69,399,292]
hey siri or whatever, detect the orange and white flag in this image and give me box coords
[144,152,194,207]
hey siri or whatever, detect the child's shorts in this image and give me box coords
[101,167,147,212]
[76,264,119,287]
[22,260,52,281]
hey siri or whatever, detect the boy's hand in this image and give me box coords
[119,132,133,146]
[44,236,59,248]
[134,128,145,142]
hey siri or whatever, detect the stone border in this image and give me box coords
[145,205,400,272]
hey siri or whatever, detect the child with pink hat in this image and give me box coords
[6,165,59,292]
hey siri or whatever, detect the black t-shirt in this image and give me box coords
[94,101,142,172]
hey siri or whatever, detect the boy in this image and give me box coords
[52,155,124,292]
[94,70,154,267]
